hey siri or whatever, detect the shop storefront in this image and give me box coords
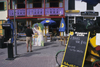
[15,18,62,37]
[65,10,100,34]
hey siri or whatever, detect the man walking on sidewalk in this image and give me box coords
[25,25,33,52]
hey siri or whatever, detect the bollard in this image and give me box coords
[6,43,14,60]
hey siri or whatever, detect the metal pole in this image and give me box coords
[67,16,69,34]
[13,1,17,56]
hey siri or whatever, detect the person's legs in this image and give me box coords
[26,37,29,52]
[30,44,32,51]
[29,37,32,52]
[27,44,29,52]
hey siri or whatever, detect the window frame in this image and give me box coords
[0,1,7,11]
[87,3,94,10]
[32,0,42,8]
[68,0,75,10]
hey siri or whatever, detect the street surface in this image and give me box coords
[0,37,91,67]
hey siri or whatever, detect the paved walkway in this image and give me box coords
[0,37,91,67]
[0,37,65,67]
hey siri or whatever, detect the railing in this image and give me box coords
[45,8,63,15]
[8,7,64,17]
[27,8,44,16]
[9,9,26,16]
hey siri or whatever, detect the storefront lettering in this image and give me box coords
[81,12,98,16]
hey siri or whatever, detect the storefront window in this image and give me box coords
[17,22,27,33]
[0,2,4,11]
[68,0,75,10]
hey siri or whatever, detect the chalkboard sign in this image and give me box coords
[61,32,90,67]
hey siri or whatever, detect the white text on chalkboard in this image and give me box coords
[75,40,86,45]
[75,32,87,36]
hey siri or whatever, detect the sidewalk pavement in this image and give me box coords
[0,37,65,67]
[0,37,91,67]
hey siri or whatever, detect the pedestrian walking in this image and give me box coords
[25,25,34,52]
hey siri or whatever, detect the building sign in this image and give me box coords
[66,10,80,13]
[81,11,98,16]
[37,18,51,20]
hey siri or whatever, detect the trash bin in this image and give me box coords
[0,36,7,48]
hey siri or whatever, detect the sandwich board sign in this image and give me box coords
[61,32,90,67]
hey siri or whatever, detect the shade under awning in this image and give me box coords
[82,0,100,6]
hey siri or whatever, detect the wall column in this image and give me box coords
[63,0,65,16]
[26,20,29,26]
[25,0,27,17]
[7,0,9,18]
[44,0,45,16]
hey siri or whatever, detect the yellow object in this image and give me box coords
[0,21,3,36]
[0,30,3,33]
[61,23,64,28]
[90,36,98,48]
[65,10,80,13]
[0,25,2,29]
[82,32,90,67]
[86,55,97,62]
[61,65,67,67]
[0,21,2,24]
[35,33,38,35]
[70,31,74,35]
[38,27,42,32]
[34,33,38,38]
[4,2,7,10]
[46,20,49,23]
[88,46,100,57]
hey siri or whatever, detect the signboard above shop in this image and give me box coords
[37,18,51,20]
[66,10,80,13]
[81,11,98,16]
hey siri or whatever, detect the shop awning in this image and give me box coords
[82,0,100,6]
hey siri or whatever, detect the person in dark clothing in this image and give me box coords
[25,25,33,52]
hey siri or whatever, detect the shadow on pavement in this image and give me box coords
[0,52,5,55]
[33,47,49,51]
[51,45,59,47]
[16,52,41,58]
[17,43,26,46]
[29,42,58,52]
[44,42,56,46]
